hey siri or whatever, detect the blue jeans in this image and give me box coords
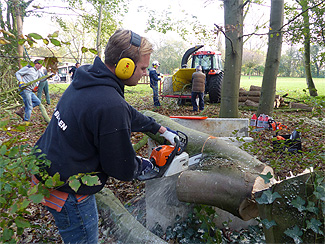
[46,194,99,244]
[37,80,51,105]
[20,89,41,121]
[191,92,204,111]
[151,84,160,106]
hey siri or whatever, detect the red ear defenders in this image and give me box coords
[115,31,142,80]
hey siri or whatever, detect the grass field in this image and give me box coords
[240,76,325,97]
[49,76,325,97]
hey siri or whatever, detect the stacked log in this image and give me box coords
[238,85,284,108]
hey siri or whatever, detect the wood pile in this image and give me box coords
[238,85,313,111]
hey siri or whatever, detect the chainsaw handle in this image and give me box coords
[175,130,187,155]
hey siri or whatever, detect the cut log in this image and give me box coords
[256,171,324,244]
[239,90,261,97]
[249,85,262,91]
[289,102,313,112]
[142,110,274,220]
[96,188,167,243]
[238,96,260,103]
[244,99,259,107]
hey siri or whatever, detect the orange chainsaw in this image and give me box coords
[138,131,188,180]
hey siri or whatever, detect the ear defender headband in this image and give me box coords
[115,31,142,80]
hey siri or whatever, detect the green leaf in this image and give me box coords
[0,145,7,155]
[81,175,100,187]
[306,218,323,235]
[255,190,282,204]
[290,196,306,212]
[81,47,88,53]
[2,228,14,241]
[49,31,59,38]
[284,225,303,244]
[52,172,64,187]
[306,201,318,214]
[261,219,277,229]
[15,217,30,228]
[69,178,81,192]
[259,172,273,184]
[49,38,61,46]
[88,48,98,55]
[314,184,325,201]
[0,196,6,203]
[28,33,43,40]
[18,39,26,45]
[20,199,30,210]
[45,178,54,188]
[43,38,49,45]
[29,194,44,204]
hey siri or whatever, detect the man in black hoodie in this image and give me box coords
[34,29,177,243]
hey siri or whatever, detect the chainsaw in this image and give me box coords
[138,131,195,181]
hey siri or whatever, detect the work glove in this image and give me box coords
[137,156,159,181]
[160,127,179,146]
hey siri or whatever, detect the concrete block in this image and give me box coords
[171,118,249,137]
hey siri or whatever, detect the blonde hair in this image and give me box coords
[104,29,153,66]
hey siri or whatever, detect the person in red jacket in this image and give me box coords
[191,65,206,112]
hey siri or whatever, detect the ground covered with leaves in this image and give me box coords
[5,87,324,243]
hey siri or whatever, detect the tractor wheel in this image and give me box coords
[208,72,223,103]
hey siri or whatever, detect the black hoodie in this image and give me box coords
[35,57,161,195]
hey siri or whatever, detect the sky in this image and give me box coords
[23,0,225,44]
[21,0,274,53]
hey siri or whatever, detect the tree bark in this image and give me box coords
[142,110,274,220]
[257,0,284,116]
[301,0,318,97]
[13,0,23,69]
[219,0,243,118]
[96,188,167,244]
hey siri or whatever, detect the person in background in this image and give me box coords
[149,60,161,106]
[191,65,206,112]
[37,67,51,105]
[33,29,178,244]
[68,62,80,81]
[15,59,43,121]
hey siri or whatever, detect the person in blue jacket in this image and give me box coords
[149,60,161,106]
[34,29,178,243]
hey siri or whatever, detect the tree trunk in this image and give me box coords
[301,0,318,97]
[142,110,274,220]
[257,0,284,116]
[257,0,284,115]
[219,0,243,118]
[96,4,103,58]
[13,0,23,69]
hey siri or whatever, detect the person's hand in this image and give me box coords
[137,157,159,181]
[160,127,179,146]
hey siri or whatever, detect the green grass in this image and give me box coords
[240,76,325,97]
[49,76,325,97]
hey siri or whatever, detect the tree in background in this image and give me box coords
[311,44,325,78]
[284,0,325,97]
[241,49,265,77]
[257,0,284,117]
[149,40,187,74]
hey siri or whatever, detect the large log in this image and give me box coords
[96,188,167,243]
[142,111,274,220]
